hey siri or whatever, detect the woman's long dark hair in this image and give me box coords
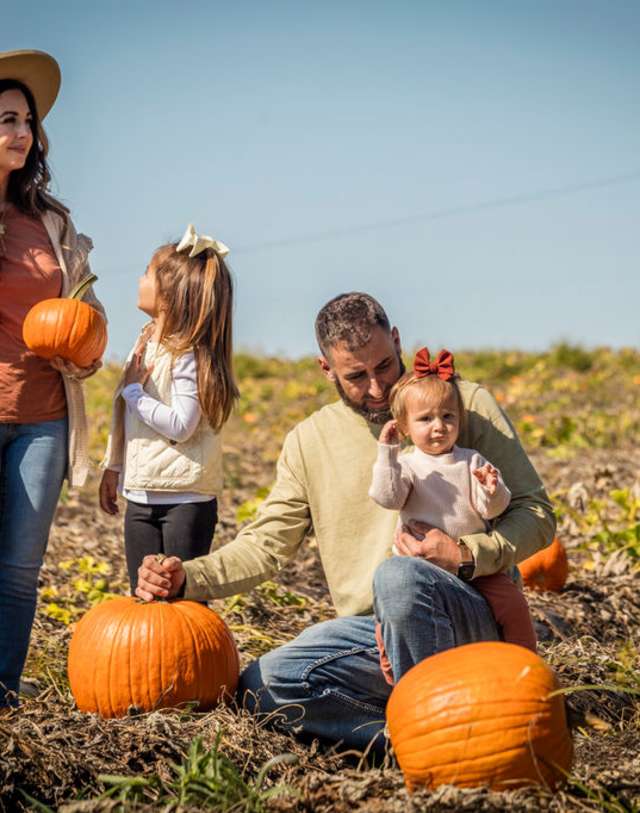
[0,79,66,217]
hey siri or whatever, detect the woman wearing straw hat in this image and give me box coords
[0,50,106,706]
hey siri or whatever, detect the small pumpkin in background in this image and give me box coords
[22,273,107,368]
[68,597,240,718]
[519,537,569,592]
[387,641,573,792]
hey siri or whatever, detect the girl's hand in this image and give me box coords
[123,349,153,388]
[50,356,102,380]
[379,419,401,445]
[99,469,120,515]
[473,463,498,495]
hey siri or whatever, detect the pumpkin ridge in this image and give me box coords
[402,738,568,787]
[198,605,226,701]
[106,599,132,717]
[129,599,146,712]
[86,611,104,714]
[58,303,72,357]
[184,602,235,706]
[177,603,203,705]
[400,736,551,766]
[157,602,168,709]
[396,716,552,748]
[121,599,141,714]
[67,302,80,354]
[84,600,110,713]
[397,724,549,763]
[391,701,552,737]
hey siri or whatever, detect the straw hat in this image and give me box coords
[0,49,61,120]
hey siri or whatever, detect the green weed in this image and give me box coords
[85,732,297,811]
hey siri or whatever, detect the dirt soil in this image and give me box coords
[1,425,639,812]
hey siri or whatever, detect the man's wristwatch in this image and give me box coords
[457,541,475,581]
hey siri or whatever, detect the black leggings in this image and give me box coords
[124,498,217,592]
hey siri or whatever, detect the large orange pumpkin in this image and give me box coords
[519,537,569,592]
[68,597,240,718]
[22,273,107,368]
[387,641,573,792]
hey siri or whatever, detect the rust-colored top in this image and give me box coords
[0,205,66,422]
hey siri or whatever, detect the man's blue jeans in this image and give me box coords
[239,557,499,757]
[0,417,68,706]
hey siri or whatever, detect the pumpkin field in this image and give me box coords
[1,345,639,812]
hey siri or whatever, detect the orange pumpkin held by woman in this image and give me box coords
[519,537,569,592]
[68,597,240,718]
[387,641,573,792]
[22,272,107,367]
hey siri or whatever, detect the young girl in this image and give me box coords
[99,224,238,591]
[369,347,536,683]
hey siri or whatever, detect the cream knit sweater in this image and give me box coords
[368,444,511,542]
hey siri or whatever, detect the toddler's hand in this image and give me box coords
[473,463,498,495]
[379,419,401,445]
[99,468,120,515]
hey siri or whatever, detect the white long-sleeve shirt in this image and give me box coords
[117,351,213,505]
[368,443,511,542]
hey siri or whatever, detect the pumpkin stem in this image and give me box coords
[68,273,98,301]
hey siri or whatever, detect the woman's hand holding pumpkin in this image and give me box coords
[136,555,186,602]
[50,356,102,380]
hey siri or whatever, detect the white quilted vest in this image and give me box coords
[122,341,223,495]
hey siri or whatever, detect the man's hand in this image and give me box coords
[50,356,102,380]
[394,520,462,574]
[379,419,401,445]
[136,555,186,602]
[473,463,498,495]
[99,469,119,515]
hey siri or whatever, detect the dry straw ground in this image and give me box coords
[1,346,639,812]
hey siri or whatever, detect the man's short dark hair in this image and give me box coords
[315,292,391,357]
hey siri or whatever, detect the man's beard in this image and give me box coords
[334,355,406,425]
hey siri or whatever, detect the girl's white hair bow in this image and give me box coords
[176,223,230,258]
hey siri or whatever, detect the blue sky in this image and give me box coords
[4,1,639,359]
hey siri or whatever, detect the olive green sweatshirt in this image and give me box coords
[184,380,556,616]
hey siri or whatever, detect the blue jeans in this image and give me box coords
[238,557,499,757]
[0,417,68,706]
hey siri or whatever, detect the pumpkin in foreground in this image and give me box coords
[387,641,573,792]
[68,597,240,718]
[519,537,569,592]
[23,273,107,368]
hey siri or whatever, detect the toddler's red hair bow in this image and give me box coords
[413,347,455,381]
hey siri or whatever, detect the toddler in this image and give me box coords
[369,347,536,682]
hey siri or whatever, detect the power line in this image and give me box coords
[233,168,640,255]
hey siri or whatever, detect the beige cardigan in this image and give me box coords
[40,206,106,487]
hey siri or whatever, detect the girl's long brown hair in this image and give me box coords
[153,243,239,431]
[0,79,66,217]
